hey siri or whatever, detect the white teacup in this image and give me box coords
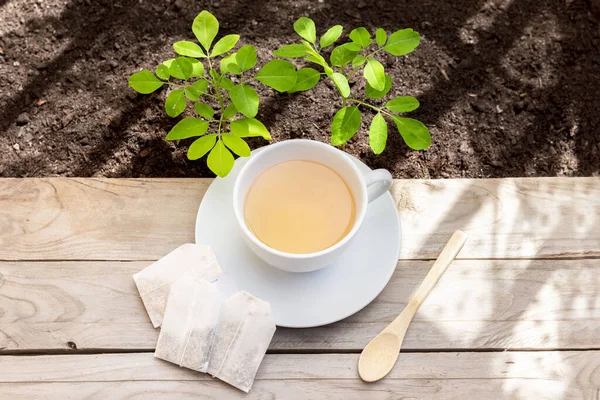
[233,139,392,273]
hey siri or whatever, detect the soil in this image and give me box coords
[1,0,599,178]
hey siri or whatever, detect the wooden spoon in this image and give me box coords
[358,230,468,382]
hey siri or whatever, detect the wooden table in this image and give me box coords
[1,177,599,399]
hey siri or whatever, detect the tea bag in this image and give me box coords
[155,277,223,372]
[133,243,222,327]
[207,291,276,393]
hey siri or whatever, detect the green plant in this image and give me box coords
[128,11,297,177]
[274,17,430,154]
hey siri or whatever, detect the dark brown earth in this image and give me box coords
[1,0,599,178]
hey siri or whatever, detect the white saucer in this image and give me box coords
[195,148,401,328]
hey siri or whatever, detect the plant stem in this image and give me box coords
[239,77,255,85]
[217,111,223,139]
[207,56,225,111]
[168,82,185,89]
[346,98,394,118]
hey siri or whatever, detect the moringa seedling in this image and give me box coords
[128,10,297,177]
[274,17,430,154]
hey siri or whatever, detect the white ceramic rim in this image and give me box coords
[232,139,369,261]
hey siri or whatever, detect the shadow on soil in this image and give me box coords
[0,0,598,177]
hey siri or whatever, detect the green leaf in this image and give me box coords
[392,116,431,150]
[331,106,362,145]
[208,139,235,177]
[366,74,392,99]
[352,55,366,67]
[166,117,209,140]
[256,59,297,92]
[169,57,193,80]
[220,76,235,90]
[375,28,387,46]
[223,103,238,119]
[344,42,362,51]
[323,65,334,76]
[330,43,359,66]
[192,79,209,93]
[193,10,219,51]
[128,70,164,94]
[230,117,271,139]
[161,58,175,68]
[385,96,420,113]
[288,67,320,93]
[165,89,186,117]
[222,134,251,157]
[384,28,420,56]
[220,53,241,74]
[236,45,257,72]
[319,25,343,48]
[300,40,319,55]
[273,44,308,58]
[187,134,217,160]
[330,73,350,98]
[173,41,206,58]
[294,16,316,44]
[369,113,387,154]
[155,65,170,80]
[189,58,205,77]
[364,58,385,91]
[194,102,214,119]
[349,27,372,48]
[185,79,208,101]
[305,54,328,68]
[185,87,199,101]
[229,85,259,118]
[211,34,240,57]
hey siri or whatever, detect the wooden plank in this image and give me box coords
[0,178,208,261]
[0,352,598,399]
[2,259,598,351]
[0,177,599,261]
[393,177,600,259]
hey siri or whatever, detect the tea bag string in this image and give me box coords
[212,307,250,377]
[178,288,199,367]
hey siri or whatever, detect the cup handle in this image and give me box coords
[364,169,393,203]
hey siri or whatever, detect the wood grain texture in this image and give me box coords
[0,352,598,399]
[2,259,598,351]
[1,177,599,260]
[394,177,600,259]
[0,178,208,261]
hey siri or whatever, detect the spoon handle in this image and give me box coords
[388,230,468,333]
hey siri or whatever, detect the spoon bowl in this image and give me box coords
[357,332,401,382]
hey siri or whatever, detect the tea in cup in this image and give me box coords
[233,140,392,272]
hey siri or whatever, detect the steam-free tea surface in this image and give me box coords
[244,160,356,254]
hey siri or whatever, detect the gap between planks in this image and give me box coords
[4,255,600,263]
[3,347,600,357]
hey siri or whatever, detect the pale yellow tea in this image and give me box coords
[244,160,356,254]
